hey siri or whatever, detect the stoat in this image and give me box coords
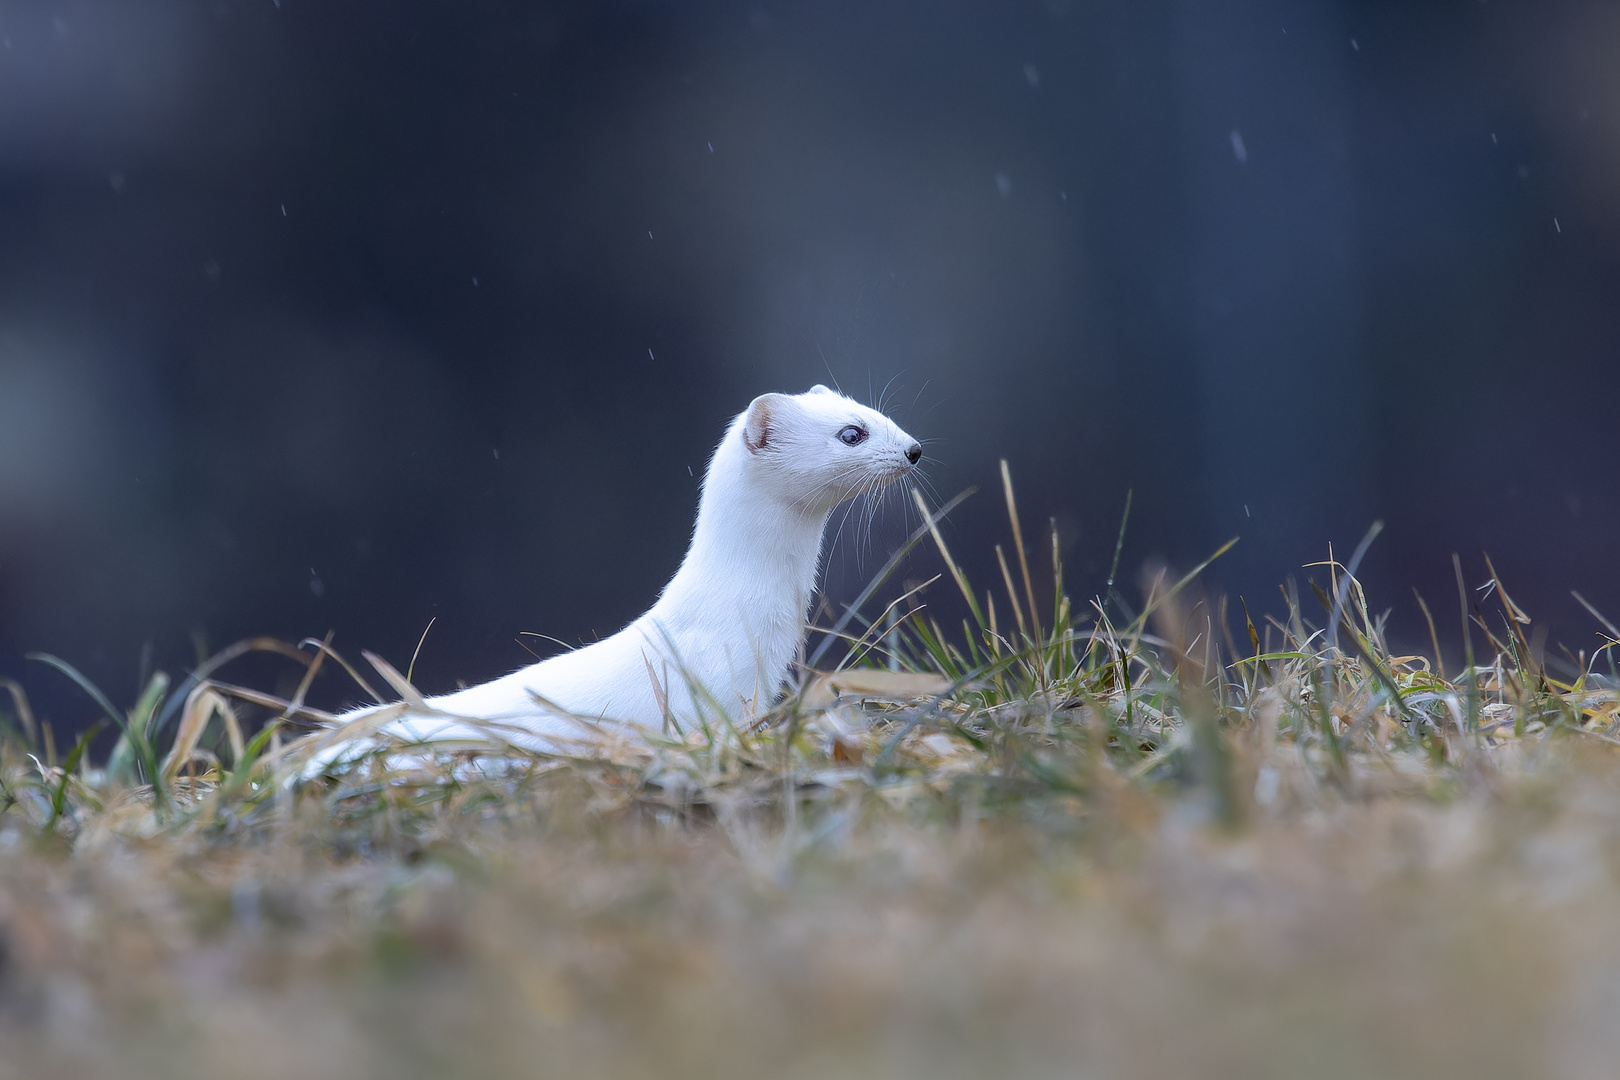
[326,385,922,756]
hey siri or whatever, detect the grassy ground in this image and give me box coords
[2,470,1619,1079]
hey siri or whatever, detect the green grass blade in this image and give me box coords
[45,720,104,830]
[28,653,127,734]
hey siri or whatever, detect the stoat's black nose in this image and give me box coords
[905,442,922,465]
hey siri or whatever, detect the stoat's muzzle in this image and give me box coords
[740,385,926,514]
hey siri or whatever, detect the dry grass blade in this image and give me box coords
[280,631,334,724]
[0,677,39,749]
[162,685,237,782]
[1572,590,1620,640]
[299,637,384,704]
[277,700,413,766]
[407,616,437,683]
[363,650,431,709]
[204,681,337,725]
[996,544,1028,640]
[150,636,312,736]
[1483,553,1532,625]
[801,670,953,708]
[911,486,985,627]
[1000,458,1041,642]
[642,653,674,735]
[1325,519,1383,655]
[1414,588,1446,677]
[1126,537,1239,639]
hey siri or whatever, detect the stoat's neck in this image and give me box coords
[647,430,828,639]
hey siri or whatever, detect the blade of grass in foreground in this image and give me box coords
[28,653,166,804]
[44,719,104,832]
[107,671,170,786]
[912,488,986,630]
[151,637,312,736]
[218,718,283,805]
[1124,537,1240,640]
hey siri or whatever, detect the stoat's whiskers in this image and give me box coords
[875,371,902,417]
[789,460,870,516]
[827,476,869,558]
[828,463,909,568]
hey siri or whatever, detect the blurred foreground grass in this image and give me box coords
[2,470,1620,1079]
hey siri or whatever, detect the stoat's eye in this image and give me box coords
[838,425,868,446]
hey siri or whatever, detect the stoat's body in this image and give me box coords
[331,386,921,753]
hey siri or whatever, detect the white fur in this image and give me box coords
[328,385,920,756]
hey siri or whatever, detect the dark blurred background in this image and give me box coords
[2,0,1617,727]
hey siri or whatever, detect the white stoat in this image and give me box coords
[327,385,922,756]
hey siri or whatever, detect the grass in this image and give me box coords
[2,467,1620,1078]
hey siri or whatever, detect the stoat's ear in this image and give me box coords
[808,383,835,395]
[743,393,787,454]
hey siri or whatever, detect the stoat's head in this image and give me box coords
[739,385,922,516]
